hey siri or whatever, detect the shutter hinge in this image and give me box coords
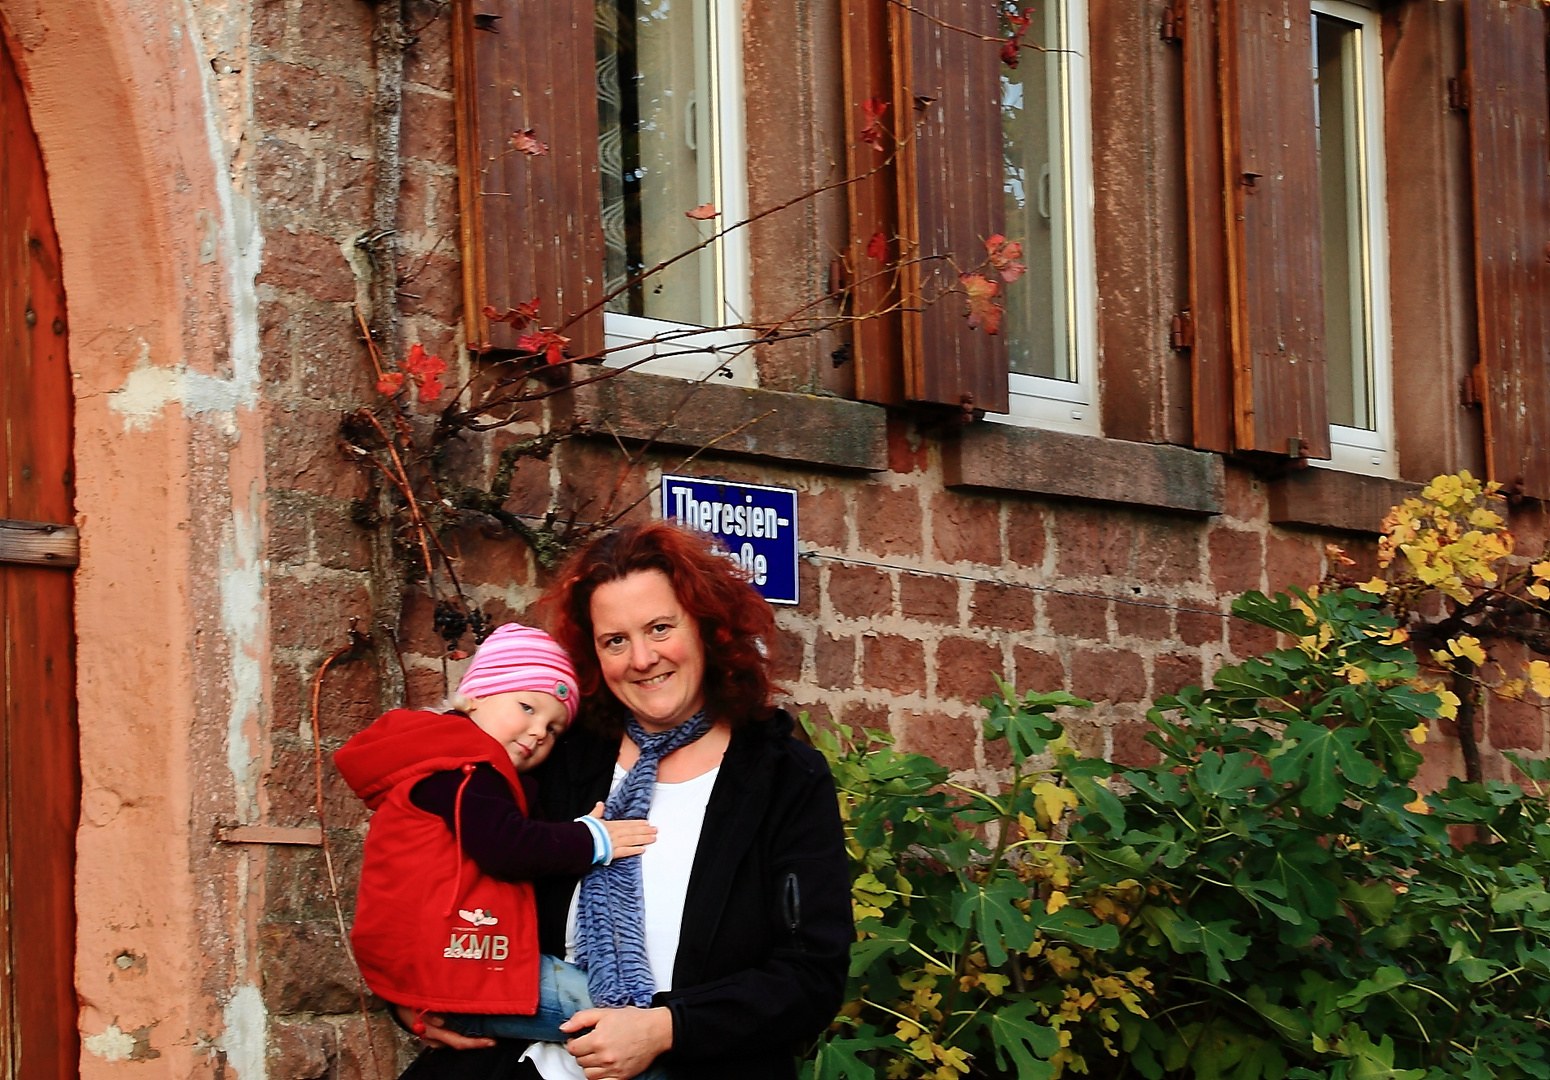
[1287,437,1306,459]
[1448,74,1469,112]
[1170,308,1195,350]
[1461,364,1485,408]
[1161,0,1184,44]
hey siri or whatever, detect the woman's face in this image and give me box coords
[590,568,707,732]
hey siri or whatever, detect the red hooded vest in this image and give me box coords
[335,709,541,1014]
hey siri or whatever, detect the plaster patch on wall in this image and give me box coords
[104,1,266,433]
[220,985,267,1080]
[108,360,183,431]
[220,487,265,821]
[84,1025,138,1062]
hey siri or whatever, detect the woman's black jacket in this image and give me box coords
[403,709,853,1080]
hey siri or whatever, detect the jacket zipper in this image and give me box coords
[781,871,802,944]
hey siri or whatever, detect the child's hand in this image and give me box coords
[588,802,657,859]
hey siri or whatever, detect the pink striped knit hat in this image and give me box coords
[456,623,580,721]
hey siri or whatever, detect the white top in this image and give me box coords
[523,763,720,1079]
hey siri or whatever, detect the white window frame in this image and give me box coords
[602,0,756,386]
[989,0,1099,436]
[1310,0,1396,479]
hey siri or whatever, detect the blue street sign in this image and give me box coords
[660,474,799,605]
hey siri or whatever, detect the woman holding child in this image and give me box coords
[340,521,852,1080]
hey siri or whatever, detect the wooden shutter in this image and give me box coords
[892,0,1009,414]
[842,0,906,405]
[1464,0,1550,498]
[1218,0,1330,458]
[453,0,606,358]
[0,32,79,1080]
[1177,0,1235,452]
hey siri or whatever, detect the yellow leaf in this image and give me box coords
[1529,660,1550,698]
[1534,560,1550,579]
[1449,635,1487,665]
[1404,793,1430,814]
[1338,663,1370,685]
[979,973,1010,997]
[1436,688,1461,719]
[1408,722,1428,745]
[1381,627,1409,645]
[1032,781,1079,829]
[895,1020,922,1044]
[1358,576,1389,595]
[1431,649,1455,667]
[1498,679,1526,701]
[1046,890,1070,915]
[930,1047,967,1072]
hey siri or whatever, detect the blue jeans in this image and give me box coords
[443,956,669,1080]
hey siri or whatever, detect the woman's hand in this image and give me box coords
[393,1005,496,1051]
[560,1005,673,1079]
[587,801,658,859]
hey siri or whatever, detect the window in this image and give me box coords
[595,0,754,384]
[996,0,1098,435]
[1311,0,1394,478]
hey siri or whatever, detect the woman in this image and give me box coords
[407,521,852,1080]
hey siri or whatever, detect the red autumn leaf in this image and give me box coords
[517,329,571,366]
[961,272,1003,335]
[866,232,889,261]
[510,129,549,155]
[377,371,405,396]
[482,298,542,330]
[403,343,449,402]
[860,98,889,151]
[685,203,719,220]
[1002,9,1033,68]
[985,234,1028,283]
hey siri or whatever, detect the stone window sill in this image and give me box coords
[558,370,888,472]
[1267,468,1421,534]
[943,423,1225,515]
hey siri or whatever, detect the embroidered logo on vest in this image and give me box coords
[444,933,510,960]
[458,908,499,926]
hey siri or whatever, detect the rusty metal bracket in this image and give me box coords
[1448,74,1470,112]
[1170,309,1195,350]
[1461,364,1485,408]
[0,518,79,568]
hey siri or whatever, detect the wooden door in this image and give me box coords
[0,29,80,1080]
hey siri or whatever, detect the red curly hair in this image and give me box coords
[539,521,777,730]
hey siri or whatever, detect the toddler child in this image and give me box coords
[336,623,655,1053]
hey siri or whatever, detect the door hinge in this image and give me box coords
[1448,74,1470,112]
[1461,364,1485,408]
[1161,0,1184,44]
[1170,308,1195,350]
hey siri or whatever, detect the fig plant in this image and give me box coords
[806,578,1550,1079]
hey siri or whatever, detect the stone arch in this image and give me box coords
[1,3,269,1077]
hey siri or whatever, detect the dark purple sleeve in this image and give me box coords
[409,764,596,881]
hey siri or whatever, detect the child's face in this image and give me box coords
[465,690,570,771]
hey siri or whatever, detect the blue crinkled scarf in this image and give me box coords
[575,711,713,1007]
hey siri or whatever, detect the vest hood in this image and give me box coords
[335,709,518,809]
